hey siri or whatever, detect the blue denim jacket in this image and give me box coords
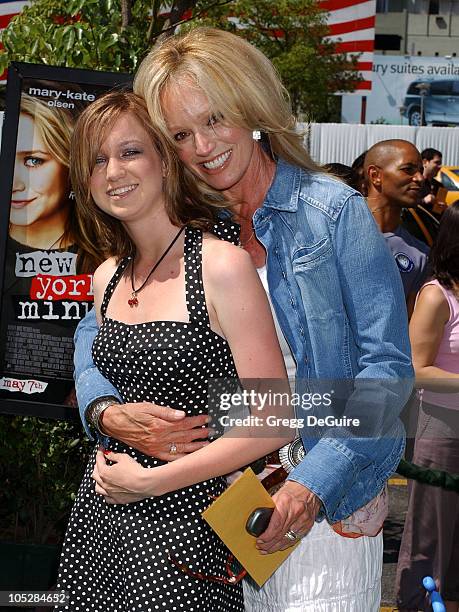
[74,158,413,523]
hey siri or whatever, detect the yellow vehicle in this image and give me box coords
[435,166,459,206]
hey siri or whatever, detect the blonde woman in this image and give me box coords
[74,29,412,611]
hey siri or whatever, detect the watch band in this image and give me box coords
[86,396,120,435]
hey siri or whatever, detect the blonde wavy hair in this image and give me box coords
[134,27,321,173]
[15,94,95,264]
[70,90,227,264]
[20,94,73,168]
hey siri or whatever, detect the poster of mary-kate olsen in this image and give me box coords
[0,63,132,418]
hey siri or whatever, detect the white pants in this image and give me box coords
[243,520,383,612]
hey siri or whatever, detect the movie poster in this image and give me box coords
[0,63,131,417]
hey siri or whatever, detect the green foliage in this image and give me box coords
[190,0,360,120]
[0,415,91,544]
[0,0,165,74]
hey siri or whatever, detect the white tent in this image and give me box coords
[303,122,459,167]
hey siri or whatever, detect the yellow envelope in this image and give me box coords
[202,468,299,586]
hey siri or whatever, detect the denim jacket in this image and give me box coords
[74,158,413,523]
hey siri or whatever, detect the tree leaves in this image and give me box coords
[0,415,91,544]
[0,0,160,73]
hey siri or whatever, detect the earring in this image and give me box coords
[252,130,261,141]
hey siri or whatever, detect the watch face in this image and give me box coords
[278,437,306,473]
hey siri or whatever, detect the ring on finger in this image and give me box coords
[284,529,299,541]
[169,442,178,455]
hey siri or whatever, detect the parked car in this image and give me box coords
[434,166,459,205]
[401,79,459,126]
[401,206,439,247]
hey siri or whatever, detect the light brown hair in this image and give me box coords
[20,93,73,168]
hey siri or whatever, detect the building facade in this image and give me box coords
[376,0,459,56]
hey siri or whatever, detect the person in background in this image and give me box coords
[421,147,444,212]
[73,28,412,611]
[364,139,430,318]
[396,201,459,612]
[323,162,357,188]
[351,150,368,195]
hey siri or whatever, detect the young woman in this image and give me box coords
[74,28,412,611]
[56,90,290,612]
[396,202,459,612]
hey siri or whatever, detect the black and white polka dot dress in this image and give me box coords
[56,226,244,612]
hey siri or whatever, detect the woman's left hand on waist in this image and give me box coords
[92,448,156,504]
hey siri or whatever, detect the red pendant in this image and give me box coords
[128,294,138,307]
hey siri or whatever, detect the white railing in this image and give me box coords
[302,122,459,166]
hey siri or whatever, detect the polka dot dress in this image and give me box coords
[56,226,244,612]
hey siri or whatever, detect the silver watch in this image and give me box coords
[86,396,120,435]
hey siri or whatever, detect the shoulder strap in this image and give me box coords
[184,226,211,326]
[211,218,240,245]
[100,257,131,319]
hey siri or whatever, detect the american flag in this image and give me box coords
[0,0,29,81]
[320,0,376,93]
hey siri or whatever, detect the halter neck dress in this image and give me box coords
[56,226,244,612]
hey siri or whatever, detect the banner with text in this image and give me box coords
[342,54,459,125]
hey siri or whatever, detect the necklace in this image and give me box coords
[240,230,255,248]
[128,226,185,307]
[239,222,257,248]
